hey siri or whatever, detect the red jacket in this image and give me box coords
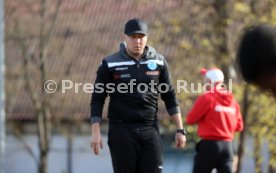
[186,88,243,141]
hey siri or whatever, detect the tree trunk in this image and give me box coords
[37,110,50,173]
[237,84,249,173]
[268,142,276,173]
[67,124,73,173]
[38,150,48,173]
[212,0,233,80]
[253,135,263,173]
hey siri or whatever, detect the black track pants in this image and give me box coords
[107,121,163,173]
[193,140,234,173]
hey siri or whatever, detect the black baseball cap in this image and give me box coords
[124,18,148,36]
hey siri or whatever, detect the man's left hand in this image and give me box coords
[175,133,186,149]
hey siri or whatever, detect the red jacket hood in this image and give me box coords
[212,88,233,106]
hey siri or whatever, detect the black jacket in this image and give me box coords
[90,43,180,125]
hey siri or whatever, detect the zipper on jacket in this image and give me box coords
[136,61,140,82]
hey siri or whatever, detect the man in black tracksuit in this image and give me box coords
[90,18,186,173]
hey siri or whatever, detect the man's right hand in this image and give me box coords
[90,123,103,155]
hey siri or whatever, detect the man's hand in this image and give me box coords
[90,123,103,155]
[175,133,186,149]
[170,113,186,148]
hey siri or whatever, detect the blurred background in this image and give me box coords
[2,0,276,173]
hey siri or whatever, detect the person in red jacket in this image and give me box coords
[186,68,243,173]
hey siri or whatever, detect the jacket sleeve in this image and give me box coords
[186,94,210,125]
[90,59,110,124]
[159,58,180,116]
[235,103,244,132]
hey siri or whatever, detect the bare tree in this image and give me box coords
[10,0,62,173]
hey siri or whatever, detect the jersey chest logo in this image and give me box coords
[147,61,157,70]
